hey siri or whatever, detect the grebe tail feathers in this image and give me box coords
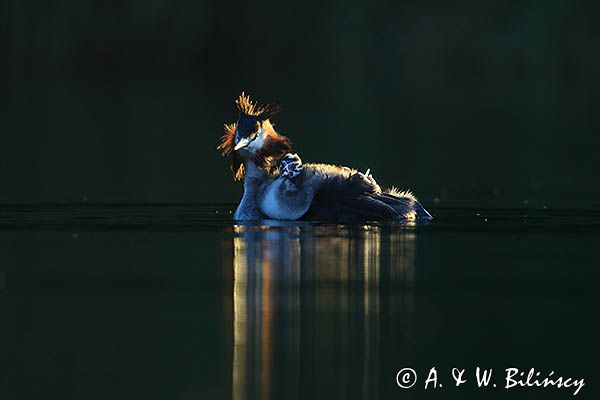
[378,187,433,220]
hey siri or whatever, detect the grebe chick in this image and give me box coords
[218,93,432,222]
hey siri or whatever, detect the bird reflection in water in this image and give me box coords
[228,222,417,400]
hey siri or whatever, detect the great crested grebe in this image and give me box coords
[217,93,432,222]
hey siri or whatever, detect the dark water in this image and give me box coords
[1,205,599,399]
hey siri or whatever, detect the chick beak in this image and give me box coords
[234,137,251,151]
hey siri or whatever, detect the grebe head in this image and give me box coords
[218,92,292,180]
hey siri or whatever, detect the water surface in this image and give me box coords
[1,205,599,399]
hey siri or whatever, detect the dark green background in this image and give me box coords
[2,0,599,206]
[2,3,600,399]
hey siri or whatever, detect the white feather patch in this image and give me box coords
[246,127,265,153]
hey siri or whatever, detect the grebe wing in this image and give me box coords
[302,194,402,221]
[300,166,431,221]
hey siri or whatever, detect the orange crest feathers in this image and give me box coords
[217,123,244,181]
[236,92,279,120]
[217,123,236,156]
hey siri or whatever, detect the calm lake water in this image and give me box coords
[1,204,599,399]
